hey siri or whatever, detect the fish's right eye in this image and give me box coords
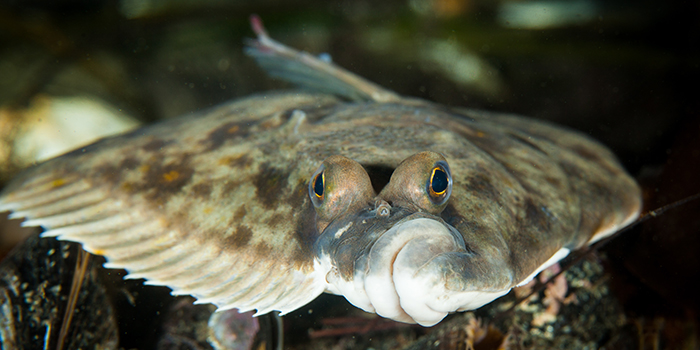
[307,156,376,232]
[378,151,452,215]
[313,172,324,199]
[309,166,326,207]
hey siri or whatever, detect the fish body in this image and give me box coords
[0,19,641,327]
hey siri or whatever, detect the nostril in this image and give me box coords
[374,199,391,217]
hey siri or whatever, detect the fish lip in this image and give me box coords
[360,217,466,320]
[314,207,468,324]
[314,207,412,257]
[371,212,467,254]
[314,208,461,265]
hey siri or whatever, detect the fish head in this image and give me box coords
[311,151,503,326]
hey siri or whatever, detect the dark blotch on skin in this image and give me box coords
[143,139,173,152]
[233,205,247,221]
[570,144,600,162]
[468,134,504,160]
[255,242,273,256]
[284,180,308,209]
[191,183,212,199]
[508,132,547,155]
[465,173,499,202]
[506,197,554,277]
[558,161,580,179]
[441,203,466,228]
[503,166,540,197]
[253,163,290,210]
[119,157,140,170]
[334,238,361,279]
[524,198,551,232]
[570,145,619,176]
[268,213,285,227]
[222,180,243,197]
[290,202,318,269]
[223,225,253,248]
[588,180,614,199]
[77,151,142,187]
[95,163,125,185]
[221,154,254,169]
[201,121,252,151]
[440,204,477,255]
[141,156,196,204]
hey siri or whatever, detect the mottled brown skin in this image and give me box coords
[0,90,640,317]
[4,92,338,262]
[307,102,639,293]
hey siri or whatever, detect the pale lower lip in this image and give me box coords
[362,218,463,322]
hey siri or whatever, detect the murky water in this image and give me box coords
[0,1,698,349]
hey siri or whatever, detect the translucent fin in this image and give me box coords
[22,199,118,228]
[40,213,147,239]
[125,244,220,281]
[245,15,401,103]
[1,178,326,317]
[0,180,91,212]
[9,189,107,220]
[198,266,276,306]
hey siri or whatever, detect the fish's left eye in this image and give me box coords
[430,167,448,195]
[426,161,451,205]
[379,152,452,215]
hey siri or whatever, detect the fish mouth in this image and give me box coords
[319,215,470,326]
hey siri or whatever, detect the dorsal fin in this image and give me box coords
[244,15,402,103]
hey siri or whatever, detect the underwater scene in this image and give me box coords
[0,1,698,349]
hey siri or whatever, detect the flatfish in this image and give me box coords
[0,16,641,327]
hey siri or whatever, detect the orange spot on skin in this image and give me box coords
[121,183,133,192]
[227,125,240,134]
[218,156,235,166]
[162,170,180,182]
[217,154,251,168]
[92,249,105,255]
[51,179,66,187]
[203,207,213,214]
[139,165,150,172]
[476,131,486,138]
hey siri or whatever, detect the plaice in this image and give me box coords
[0,16,641,327]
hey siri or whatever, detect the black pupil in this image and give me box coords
[432,168,448,194]
[313,173,324,197]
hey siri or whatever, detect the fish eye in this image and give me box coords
[313,172,325,198]
[307,156,376,232]
[430,167,448,195]
[309,166,326,207]
[426,161,451,205]
[379,152,452,214]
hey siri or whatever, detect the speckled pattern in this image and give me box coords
[0,88,640,321]
[0,25,641,324]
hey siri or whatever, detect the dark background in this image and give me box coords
[0,0,698,347]
[0,0,697,171]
